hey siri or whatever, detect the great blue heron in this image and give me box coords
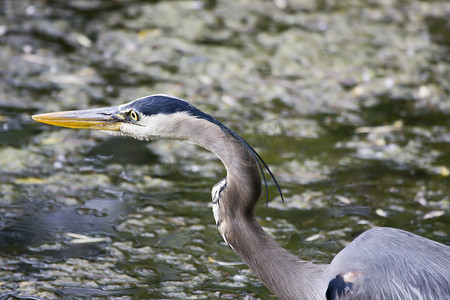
[32,95,449,299]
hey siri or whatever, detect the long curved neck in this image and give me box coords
[178,117,327,300]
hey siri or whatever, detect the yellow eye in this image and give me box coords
[130,110,139,121]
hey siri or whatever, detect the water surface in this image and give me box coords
[0,0,449,299]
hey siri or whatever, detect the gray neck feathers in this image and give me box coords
[178,117,327,300]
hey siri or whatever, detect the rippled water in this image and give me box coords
[0,0,449,299]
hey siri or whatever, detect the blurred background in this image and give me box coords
[0,0,449,299]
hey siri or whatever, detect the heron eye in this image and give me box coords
[129,110,139,122]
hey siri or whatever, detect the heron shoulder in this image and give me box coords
[326,227,450,299]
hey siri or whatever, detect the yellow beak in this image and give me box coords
[32,106,123,131]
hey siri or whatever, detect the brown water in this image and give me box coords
[0,0,449,299]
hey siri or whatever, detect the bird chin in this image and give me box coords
[101,129,159,141]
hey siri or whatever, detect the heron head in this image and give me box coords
[32,94,213,140]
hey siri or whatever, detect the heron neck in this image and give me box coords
[230,218,326,300]
[179,119,326,299]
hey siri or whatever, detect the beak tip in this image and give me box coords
[31,114,45,122]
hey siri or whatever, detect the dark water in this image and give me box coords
[0,0,449,299]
